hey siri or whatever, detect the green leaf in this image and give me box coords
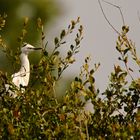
[116,45,121,52]
[60,29,66,39]
[132,94,139,105]
[61,41,66,44]
[124,106,129,112]
[75,50,79,54]
[75,38,80,46]
[58,67,61,73]
[123,48,130,55]
[67,51,72,58]
[90,69,94,75]
[53,51,60,56]
[124,56,128,63]
[89,75,95,83]
[122,25,129,33]
[70,45,74,50]
[75,77,79,81]
[118,57,122,61]
[54,37,59,45]
[43,50,48,56]
[71,20,75,30]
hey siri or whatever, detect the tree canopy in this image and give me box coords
[0,7,140,140]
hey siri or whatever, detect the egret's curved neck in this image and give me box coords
[20,53,30,74]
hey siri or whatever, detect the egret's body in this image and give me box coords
[12,53,30,87]
[6,43,42,97]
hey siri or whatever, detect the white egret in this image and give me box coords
[6,43,42,97]
[12,43,42,87]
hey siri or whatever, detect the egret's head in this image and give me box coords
[21,43,42,55]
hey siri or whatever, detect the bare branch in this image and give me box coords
[98,0,121,35]
[103,0,125,25]
[137,11,140,23]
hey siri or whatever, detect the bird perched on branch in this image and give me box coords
[6,43,42,97]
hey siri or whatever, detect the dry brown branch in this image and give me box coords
[103,0,125,25]
[137,11,140,23]
[98,0,122,35]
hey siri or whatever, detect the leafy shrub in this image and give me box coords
[0,15,140,139]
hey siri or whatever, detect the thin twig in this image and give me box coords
[103,0,125,25]
[118,7,125,26]
[137,11,140,23]
[98,0,121,35]
[124,62,134,81]
[85,121,89,140]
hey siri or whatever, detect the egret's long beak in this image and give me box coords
[32,48,42,50]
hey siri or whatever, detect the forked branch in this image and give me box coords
[98,0,125,35]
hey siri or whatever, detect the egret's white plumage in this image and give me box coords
[6,43,42,97]
[12,43,42,87]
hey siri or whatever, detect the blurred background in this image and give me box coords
[0,0,60,73]
[0,0,140,94]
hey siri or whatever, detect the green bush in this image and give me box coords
[0,15,140,139]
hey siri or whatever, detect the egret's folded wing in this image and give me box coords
[12,72,28,87]
[12,72,21,87]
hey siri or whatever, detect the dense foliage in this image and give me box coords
[0,15,140,139]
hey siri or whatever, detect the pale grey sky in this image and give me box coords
[47,0,140,91]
